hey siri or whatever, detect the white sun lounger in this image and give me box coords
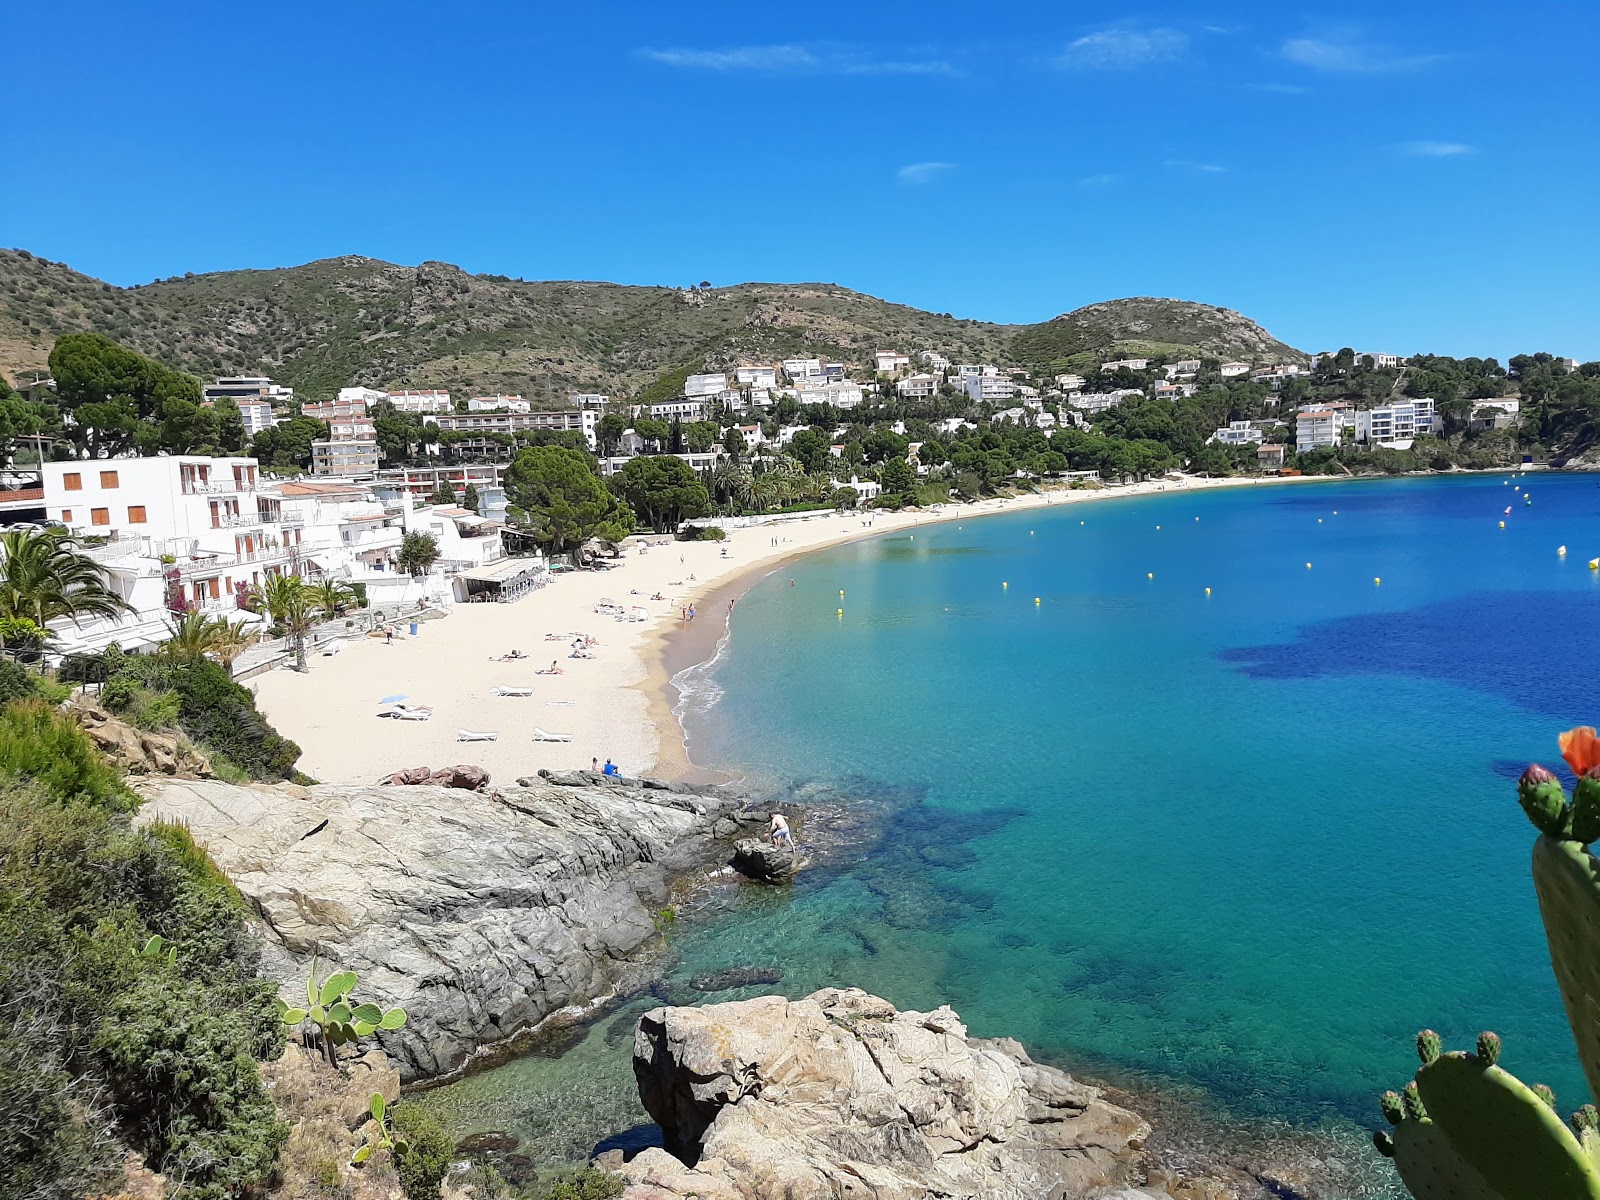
[381,704,433,721]
[456,729,498,742]
[532,728,573,742]
[491,686,534,697]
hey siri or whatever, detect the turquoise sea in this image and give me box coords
[420,473,1600,1188]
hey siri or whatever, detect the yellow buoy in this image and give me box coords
[837,608,843,616]
[1205,587,1212,595]
[1589,558,1599,570]
[1002,581,1008,588]
[1156,525,1161,530]
[839,589,845,597]
[1306,562,1312,569]
[1374,577,1382,585]
[1147,572,1154,579]
[1080,521,1085,526]
[1034,596,1041,605]
[1559,545,1568,556]
[1499,521,1506,529]
[1030,530,1035,535]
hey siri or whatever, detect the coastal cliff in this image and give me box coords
[603,987,1237,1200]
[135,772,761,1080]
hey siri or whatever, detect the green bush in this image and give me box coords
[126,687,180,731]
[0,658,40,705]
[100,674,139,712]
[0,700,133,810]
[677,524,726,541]
[392,1105,456,1200]
[537,1167,626,1200]
[350,582,368,609]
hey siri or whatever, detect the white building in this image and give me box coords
[783,358,824,382]
[468,395,533,414]
[965,376,1017,402]
[387,390,453,414]
[1252,366,1306,391]
[1209,421,1265,447]
[598,450,723,477]
[311,440,381,476]
[431,408,598,451]
[1101,358,1149,372]
[203,374,294,405]
[303,398,377,440]
[235,400,279,438]
[1355,399,1436,446]
[896,374,940,399]
[1219,362,1251,378]
[920,352,951,371]
[572,393,610,409]
[647,399,709,423]
[407,504,505,573]
[840,475,881,503]
[1296,409,1344,452]
[935,417,977,435]
[1165,360,1201,379]
[1073,390,1142,415]
[1359,352,1402,369]
[957,364,1000,381]
[337,387,389,406]
[1054,374,1086,391]
[685,372,728,399]
[736,424,764,450]
[796,383,864,410]
[733,366,778,389]
[874,350,911,377]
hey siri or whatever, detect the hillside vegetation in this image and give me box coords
[0,248,1303,401]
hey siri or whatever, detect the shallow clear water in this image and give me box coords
[420,473,1600,1189]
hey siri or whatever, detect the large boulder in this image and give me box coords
[73,701,214,779]
[729,838,798,882]
[135,775,744,1080]
[614,988,1159,1199]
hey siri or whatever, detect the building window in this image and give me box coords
[91,508,110,526]
[127,505,147,524]
[63,472,82,491]
[61,509,72,522]
[100,470,120,488]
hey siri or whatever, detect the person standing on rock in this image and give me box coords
[769,812,793,851]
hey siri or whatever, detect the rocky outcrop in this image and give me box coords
[607,987,1191,1200]
[73,701,214,778]
[378,764,491,791]
[135,775,756,1080]
[729,838,799,882]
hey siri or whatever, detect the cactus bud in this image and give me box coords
[1403,1081,1427,1121]
[1380,1090,1406,1124]
[1572,769,1600,844]
[1574,1105,1599,1133]
[1476,1031,1502,1065]
[1534,1083,1558,1109]
[1519,769,1571,837]
[1373,1129,1395,1157]
[1416,1029,1442,1065]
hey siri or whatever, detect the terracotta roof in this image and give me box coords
[276,481,365,496]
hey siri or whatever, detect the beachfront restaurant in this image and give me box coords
[452,558,550,604]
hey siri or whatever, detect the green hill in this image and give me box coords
[0,249,1304,400]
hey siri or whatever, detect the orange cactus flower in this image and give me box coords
[1560,727,1600,776]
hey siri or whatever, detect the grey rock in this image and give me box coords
[730,837,798,882]
[135,775,743,1081]
[616,987,1169,1200]
[688,966,784,992]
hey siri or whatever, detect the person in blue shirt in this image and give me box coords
[603,759,619,777]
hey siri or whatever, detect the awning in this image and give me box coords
[457,558,547,587]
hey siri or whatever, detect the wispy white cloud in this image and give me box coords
[637,44,958,77]
[1077,173,1120,188]
[1396,141,1476,157]
[1058,27,1188,70]
[1166,159,1227,173]
[898,162,956,184]
[1281,34,1446,73]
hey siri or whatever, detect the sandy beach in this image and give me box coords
[254,475,1327,784]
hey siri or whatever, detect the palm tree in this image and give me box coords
[310,579,355,619]
[255,574,318,672]
[208,619,258,676]
[161,611,223,662]
[0,528,132,631]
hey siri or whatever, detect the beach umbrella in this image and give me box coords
[380,694,408,705]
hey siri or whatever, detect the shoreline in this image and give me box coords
[252,473,1339,786]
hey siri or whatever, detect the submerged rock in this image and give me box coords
[456,1130,519,1154]
[135,774,746,1080]
[688,966,784,992]
[730,837,799,882]
[609,987,1168,1199]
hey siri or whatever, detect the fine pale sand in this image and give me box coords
[253,475,1328,785]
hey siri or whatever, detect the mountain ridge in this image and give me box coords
[0,248,1305,401]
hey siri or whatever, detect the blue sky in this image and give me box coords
[3,1,1596,360]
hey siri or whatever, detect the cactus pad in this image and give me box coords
[1531,833,1600,1107]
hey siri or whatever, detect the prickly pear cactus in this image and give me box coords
[1378,1030,1600,1200]
[1519,760,1600,1106]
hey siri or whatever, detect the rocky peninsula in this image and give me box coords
[135,769,769,1079]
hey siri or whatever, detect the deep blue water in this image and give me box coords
[675,473,1600,1126]
[419,473,1600,1185]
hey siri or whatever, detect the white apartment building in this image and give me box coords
[431,408,598,450]
[1054,374,1086,391]
[406,504,505,573]
[374,463,507,498]
[203,375,294,406]
[1296,409,1344,452]
[1252,365,1306,391]
[920,351,951,371]
[783,358,824,382]
[303,399,377,439]
[1209,421,1265,446]
[571,393,610,409]
[598,450,722,477]
[1359,352,1402,369]
[337,387,389,406]
[1219,362,1251,378]
[648,399,709,423]
[796,383,864,410]
[468,395,533,413]
[387,390,453,414]
[1165,360,1201,379]
[1073,390,1143,415]
[896,374,940,399]
[733,366,778,389]
[236,400,279,438]
[684,372,729,398]
[311,440,381,476]
[736,424,764,450]
[271,480,406,581]
[41,457,299,644]
[965,376,1017,402]
[1355,399,1436,446]
[1101,358,1149,372]
[823,362,846,382]
[957,364,1000,380]
[874,350,911,377]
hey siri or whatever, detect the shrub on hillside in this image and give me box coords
[111,656,301,780]
[392,1106,456,1200]
[677,524,726,541]
[0,700,133,810]
[0,657,40,705]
